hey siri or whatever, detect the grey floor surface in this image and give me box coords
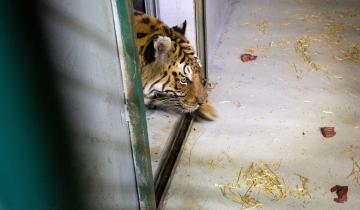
[162,0,360,209]
[147,110,180,175]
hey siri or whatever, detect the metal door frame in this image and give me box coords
[195,0,208,81]
[113,0,208,209]
[149,0,209,208]
[112,0,156,209]
[145,0,160,18]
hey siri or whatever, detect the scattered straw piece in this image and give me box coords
[336,8,360,18]
[322,110,333,114]
[294,36,329,76]
[218,183,263,210]
[320,11,333,20]
[208,160,223,169]
[281,22,291,26]
[324,22,351,34]
[345,145,359,157]
[244,48,255,54]
[298,14,321,23]
[336,43,360,63]
[348,158,360,186]
[320,33,346,46]
[209,152,234,169]
[319,22,353,47]
[256,21,269,34]
[270,40,290,49]
[288,174,311,198]
[217,162,311,210]
[334,75,343,79]
[291,63,303,79]
[244,45,270,54]
[346,145,360,186]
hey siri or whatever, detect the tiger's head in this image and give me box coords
[140,21,216,121]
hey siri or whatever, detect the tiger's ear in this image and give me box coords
[154,36,172,61]
[172,20,187,36]
[143,36,172,65]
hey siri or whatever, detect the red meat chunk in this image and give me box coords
[321,127,336,138]
[330,185,348,203]
[240,53,257,62]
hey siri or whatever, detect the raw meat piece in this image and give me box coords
[330,185,348,203]
[321,127,336,138]
[241,53,257,62]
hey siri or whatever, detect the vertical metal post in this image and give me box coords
[145,0,160,18]
[112,0,156,209]
[194,0,208,81]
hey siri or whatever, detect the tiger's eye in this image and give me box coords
[180,78,187,84]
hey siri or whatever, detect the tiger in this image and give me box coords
[134,10,216,121]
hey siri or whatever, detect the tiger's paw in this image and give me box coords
[193,103,217,121]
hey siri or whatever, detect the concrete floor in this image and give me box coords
[162,0,360,209]
[147,110,180,175]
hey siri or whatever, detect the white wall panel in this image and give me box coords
[206,0,232,62]
[158,0,197,47]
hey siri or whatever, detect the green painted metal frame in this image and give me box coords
[113,0,156,209]
[113,1,208,209]
[195,0,208,81]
